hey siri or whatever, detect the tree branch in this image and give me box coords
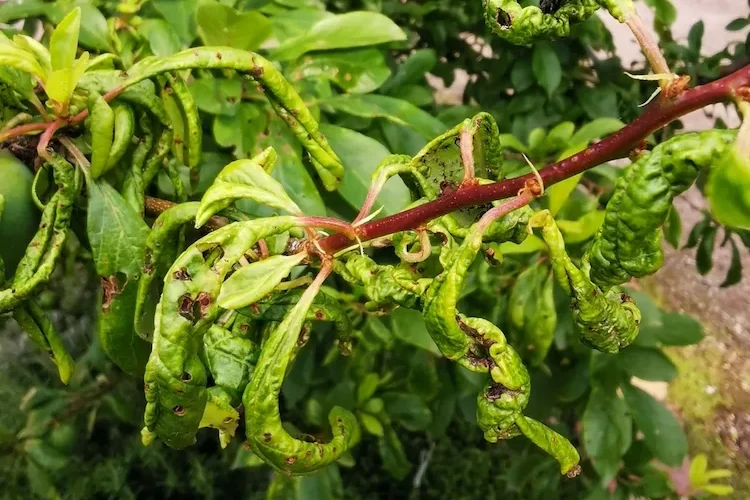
[318,63,750,254]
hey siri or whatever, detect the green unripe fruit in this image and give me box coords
[0,151,39,277]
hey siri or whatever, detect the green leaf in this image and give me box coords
[653,312,704,346]
[622,384,687,467]
[663,206,682,249]
[499,234,546,254]
[688,454,708,485]
[696,224,718,275]
[258,118,327,217]
[358,412,384,437]
[532,42,561,97]
[510,58,534,93]
[231,446,267,469]
[152,0,199,44]
[582,388,631,480]
[721,239,742,288]
[643,0,677,27]
[197,1,271,51]
[569,118,625,145]
[213,102,264,157]
[378,424,410,480]
[688,21,704,54]
[138,19,181,57]
[618,347,678,382]
[357,373,380,404]
[546,121,575,152]
[190,77,242,116]
[579,85,619,119]
[196,147,301,227]
[273,11,406,61]
[320,124,410,217]
[322,94,445,139]
[0,0,46,23]
[289,49,391,94]
[701,484,734,496]
[86,179,150,280]
[727,18,750,31]
[381,392,431,431]
[388,307,441,356]
[47,1,110,52]
[50,7,81,71]
[380,48,436,94]
[218,253,307,310]
[556,210,606,244]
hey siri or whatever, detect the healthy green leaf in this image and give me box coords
[138,19,182,57]
[49,7,81,71]
[197,1,272,51]
[582,388,631,480]
[190,77,243,116]
[663,206,682,249]
[388,308,441,356]
[289,49,391,94]
[622,384,687,467]
[86,179,150,280]
[218,253,307,310]
[272,11,406,61]
[320,124,410,217]
[721,239,742,287]
[532,42,561,97]
[152,0,199,44]
[322,94,445,139]
[618,347,678,382]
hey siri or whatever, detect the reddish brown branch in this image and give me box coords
[319,63,750,254]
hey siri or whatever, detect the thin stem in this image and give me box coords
[36,118,65,163]
[0,113,33,133]
[0,121,47,142]
[475,183,538,234]
[398,228,432,263]
[353,176,385,225]
[28,93,50,122]
[58,137,90,168]
[298,216,357,239]
[624,13,673,89]
[319,63,750,254]
[144,196,230,230]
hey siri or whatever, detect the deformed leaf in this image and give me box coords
[196,147,302,227]
[218,253,307,310]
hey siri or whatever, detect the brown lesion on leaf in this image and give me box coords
[172,405,185,416]
[173,267,191,280]
[101,275,123,312]
[485,382,515,402]
[495,9,512,28]
[540,0,568,14]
